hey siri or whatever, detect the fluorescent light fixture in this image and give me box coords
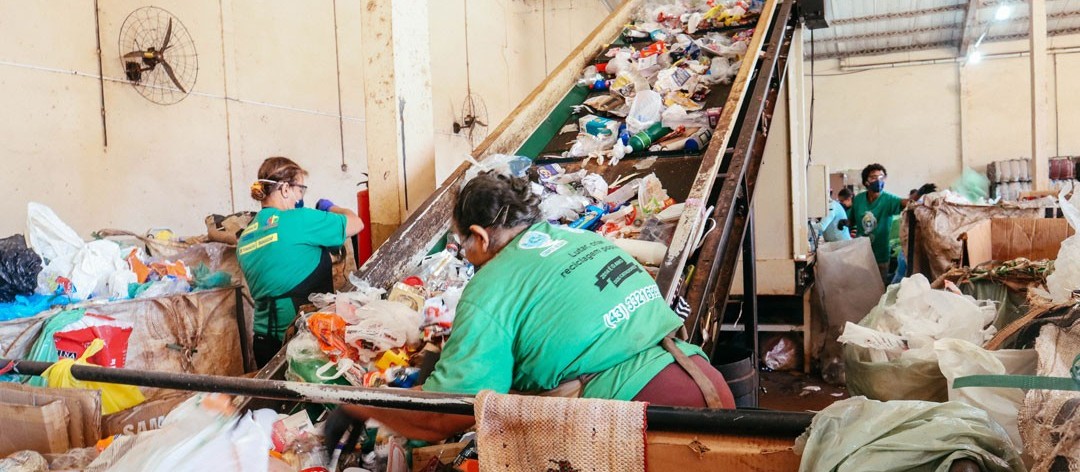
[968,50,984,64]
[995,4,1013,21]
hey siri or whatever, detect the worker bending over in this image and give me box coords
[324,171,734,444]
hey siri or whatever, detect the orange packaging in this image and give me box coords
[307,313,358,361]
[127,249,150,283]
[149,260,190,281]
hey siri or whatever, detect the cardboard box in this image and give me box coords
[0,400,70,456]
[962,218,1074,267]
[411,440,470,472]
[101,392,192,437]
[0,383,101,449]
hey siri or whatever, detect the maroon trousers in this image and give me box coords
[631,355,736,409]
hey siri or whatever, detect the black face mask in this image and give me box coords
[867,180,885,193]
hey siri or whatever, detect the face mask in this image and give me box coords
[295,199,305,209]
[867,180,885,193]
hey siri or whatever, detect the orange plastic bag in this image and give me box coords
[42,338,146,414]
[306,313,357,362]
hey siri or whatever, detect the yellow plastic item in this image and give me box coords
[375,349,410,372]
[42,338,146,415]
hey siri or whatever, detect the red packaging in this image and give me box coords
[54,313,134,368]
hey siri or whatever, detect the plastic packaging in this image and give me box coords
[41,338,146,414]
[637,173,672,215]
[53,313,134,368]
[1034,189,1080,302]
[625,90,664,134]
[934,338,1036,449]
[660,104,710,130]
[0,235,42,303]
[540,194,590,222]
[343,300,424,362]
[0,450,48,472]
[762,334,799,371]
[26,202,84,264]
[794,397,1026,472]
[626,122,674,154]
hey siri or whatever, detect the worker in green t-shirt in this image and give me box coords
[847,163,914,283]
[237,157,363,367]
[324,171,734,444]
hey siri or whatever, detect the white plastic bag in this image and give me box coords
[934,338,1036,449]
[39,239,128,300]
[879,274,997,355]
[344,300,424,361]
[626,90,664,134]
[661,104,709,129]
[1035,189,1080,302]
[97,395,276,472]
[26,202,84,263]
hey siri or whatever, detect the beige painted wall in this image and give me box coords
[1,0,368,238]
[428,0,611,183]
[2,0,609,239]
[808,35,1080,195]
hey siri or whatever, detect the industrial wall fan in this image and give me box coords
[118,7,198,105]
[453,94,489,148]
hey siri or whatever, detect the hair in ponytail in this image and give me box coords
[250,156,307,202]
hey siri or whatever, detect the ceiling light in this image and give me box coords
[995,4,1013,21]
[968,50,984,64]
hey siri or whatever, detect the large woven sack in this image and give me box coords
[1019,319,1080,471]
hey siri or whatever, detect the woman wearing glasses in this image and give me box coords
[238,156,364,367]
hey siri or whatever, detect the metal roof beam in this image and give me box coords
[960,0,983,55]
[811,25,959,45]
[832,4,965,25]
[808,27,1080,59]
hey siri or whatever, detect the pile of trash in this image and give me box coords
[287,235,474,388]
[561,0,762,165]
[0,203,233,323]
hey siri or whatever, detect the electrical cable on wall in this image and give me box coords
[807,27,816,168]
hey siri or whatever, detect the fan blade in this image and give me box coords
[123,51,145,59]
[160,59,186,93]
[160,17,173,52]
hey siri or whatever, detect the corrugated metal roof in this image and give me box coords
[808,0,1080,59]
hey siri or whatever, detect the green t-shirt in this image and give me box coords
[423,222,703,401]
[237,207,346,339]
[848,191,903,263]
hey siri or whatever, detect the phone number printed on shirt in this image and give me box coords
[603,285,662,329]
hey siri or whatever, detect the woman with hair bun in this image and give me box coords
[323,170,733,444]
[238,157,363,366]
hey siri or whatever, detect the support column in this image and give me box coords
[1030,0,1050,190]
[361,0,405,247]
[391,0,437,216]
[787,27,808,258]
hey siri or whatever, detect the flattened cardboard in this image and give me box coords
[0,383,101,448]
[0,400,70,456]
[962,218,1074,267]
[101,392,191,437]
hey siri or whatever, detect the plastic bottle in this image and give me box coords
[295,435,330,472]
[625,122,673,154]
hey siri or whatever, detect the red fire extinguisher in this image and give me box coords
[356,175,373,267]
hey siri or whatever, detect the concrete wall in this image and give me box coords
[1,0,368,238]
[428,0,611,183]
[807,35,1080,195]
[1,0,610,238]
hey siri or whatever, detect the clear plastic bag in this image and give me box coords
[626,90,664,134]
[344,300,424,362]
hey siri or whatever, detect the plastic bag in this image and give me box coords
[53,313,134,368]
[26,202,84,264]
[0,235,43,303]
[19,308,84,387]
[795,397,1025,472]
[934,338,1036,449]
[660,104,709,129]
[540,194,590,222]
[463,154,532,183]
[42,338,145,414]
[344,300,424,362]
[814,238,885,384]
[951,167,991,204]
[762,334,800,371]
[285,331,351,386]
[1035,189,1080,302]
[0,450,48,472]
[38,239,128,301]
[95,394,275,472]
[626,90,664,134]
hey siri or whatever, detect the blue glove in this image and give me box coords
[316,199,335,212]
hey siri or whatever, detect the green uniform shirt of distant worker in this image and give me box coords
[848,164,905,264]
[238,207,346,339]
[423,221,704,401]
